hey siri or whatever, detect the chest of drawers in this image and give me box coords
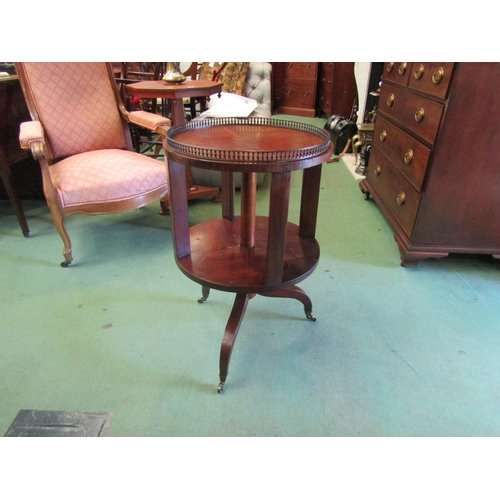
[318,62,357,118]
[359,62,500,266]
[277,62,318,117]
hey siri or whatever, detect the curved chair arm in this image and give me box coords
[126,110,171,136]
[19,121,46,160]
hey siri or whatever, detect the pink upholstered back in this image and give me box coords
[20,63,128,159]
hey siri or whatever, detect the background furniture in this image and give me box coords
[192,62,272,188]
[115,63,201,154]
[272,62,358,119]
[0,75,33,236]
[240,62,272,119]
[125,79,222,125]
[16,62,171,266]
[164,117,333,392]
[360,62,500,266]
[125,78,223,206]
[352,122,374,172]
[275,62,319,117]
[353,62,384,124]
[204,62,272,119]
[318,62,357,119]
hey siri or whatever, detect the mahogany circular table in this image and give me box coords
[164,117,333,392]
[125,79,223,125]
[125,79,224,209]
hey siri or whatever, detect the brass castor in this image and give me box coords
[217,382,225,394]
[198,286,210,303]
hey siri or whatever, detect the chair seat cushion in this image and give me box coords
[50,149,168,208]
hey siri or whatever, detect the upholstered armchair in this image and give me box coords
[16,62,171,267]
[241,62,272,119]
[191,62,272,188]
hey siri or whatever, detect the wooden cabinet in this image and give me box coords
[318,62,357,118]
[0,75,42,199]
[277,62,318,117]
[359,62,500,266]
[0,75,41,236]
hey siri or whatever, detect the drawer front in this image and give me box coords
[378,83,444,144]
[319,76,333,113]
[366,148,421,237]
[383,62,411,87]
[320,73,334,94]
[408,62,455,99]
[319,93,332,115]
[281,79,316,108]
[283,62,318,80]
[373,116,431,191]
[321,62,335,78]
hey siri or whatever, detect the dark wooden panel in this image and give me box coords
[365,148,421,237]
[412,63,500,248]
[281,79,316,109]
[408,62,455,99]
[382,62,411,87]
[363,62,500,265]
[378,83,444,145]
[373,115,431,192]
[282,62,317,80]
[0,76,43,200]
[318,62,357,118]
[275,62,319,117]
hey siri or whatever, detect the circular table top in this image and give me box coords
[125,79,223,98]
[165,117,332,170]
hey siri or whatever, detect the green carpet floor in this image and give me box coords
[2,116,500,439]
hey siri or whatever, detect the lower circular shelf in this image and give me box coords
[176,216,320,294]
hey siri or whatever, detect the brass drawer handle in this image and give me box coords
[303,91,309,97]
[432,67,444,84]
[374,165,381,176]
[386,93,395,107]
[415,107,425,122]
[404,149,413,164]
[397,192,406,205]
[398,62,408,75]
[306,63,310,69]
[386,62,394,73]
[379,130,387,142]
[413,64,425,80]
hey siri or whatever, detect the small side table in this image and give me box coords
[126,79,224,209]
[164,117,333,392]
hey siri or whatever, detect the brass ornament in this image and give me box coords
[414,64,425,80]
[162,62,186,84]
[415,107,425,122]
[404,149,414,164]
[432,67,444,84]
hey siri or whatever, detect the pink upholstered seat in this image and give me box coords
[16,62,171,266]
[51,149,168,208]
